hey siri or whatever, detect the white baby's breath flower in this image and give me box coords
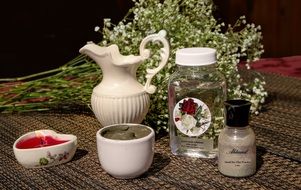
[94,26,100,32]
[103,18,111,27]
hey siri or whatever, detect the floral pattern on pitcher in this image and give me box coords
[173,98,211,136]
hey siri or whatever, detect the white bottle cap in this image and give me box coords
[175,47,217,66]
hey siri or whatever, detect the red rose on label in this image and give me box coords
[180,98,197,115]
[173,97,212,137]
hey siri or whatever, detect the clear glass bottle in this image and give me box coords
[218,100,256,177]
[168,47,226,158]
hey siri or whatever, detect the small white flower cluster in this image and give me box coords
[97,0,267,133]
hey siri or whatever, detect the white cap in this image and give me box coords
[175,47,216,66]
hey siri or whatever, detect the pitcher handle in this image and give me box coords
[139,30,170,94]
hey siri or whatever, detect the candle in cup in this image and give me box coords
[16,134,69,149]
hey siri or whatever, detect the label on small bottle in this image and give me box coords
[173,97,211,136]
[218,146,256,177]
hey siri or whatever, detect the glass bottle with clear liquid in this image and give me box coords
[168,48,226,158]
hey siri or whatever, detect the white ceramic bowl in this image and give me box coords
[13,130,77,168]
[96,124,155,179]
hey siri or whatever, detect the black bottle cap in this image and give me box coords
[224,100,251,127]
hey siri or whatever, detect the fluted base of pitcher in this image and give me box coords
[91,92,150,126]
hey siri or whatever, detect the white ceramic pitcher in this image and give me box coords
[79,30,169,126]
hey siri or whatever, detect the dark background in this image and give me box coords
[0,0,133,78]
[0,0,300,78]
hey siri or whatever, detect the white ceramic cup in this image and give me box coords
[96,124,155,179]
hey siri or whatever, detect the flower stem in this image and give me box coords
[0,68,63,82]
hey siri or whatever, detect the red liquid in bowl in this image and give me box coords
[16,136,69,149]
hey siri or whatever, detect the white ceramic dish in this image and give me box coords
[96,124,155,179]
[13,130,77,168]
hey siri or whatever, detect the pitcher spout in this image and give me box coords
[80,42,144,68]
[79,41,108,59]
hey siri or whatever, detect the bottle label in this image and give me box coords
[179,137,213,151]
[173,97,211,136]
[218,145,256,177]
[218,143,256,177]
